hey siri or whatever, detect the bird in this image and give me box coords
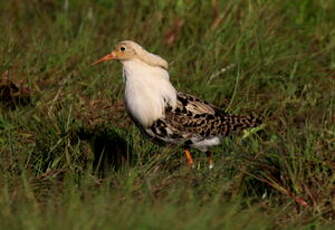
[92,40,261,168]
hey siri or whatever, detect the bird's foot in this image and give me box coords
[183,148,194,167]
[206,151,214,170]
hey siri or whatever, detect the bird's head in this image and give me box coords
[92,40,168,69]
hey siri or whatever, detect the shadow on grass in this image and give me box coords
[78,127,133,177]
[0,77,32,109]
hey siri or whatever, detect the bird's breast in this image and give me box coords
[124,80,165,127]
[122,60,177,128]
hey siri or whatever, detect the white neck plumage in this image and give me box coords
[122,59,177,127]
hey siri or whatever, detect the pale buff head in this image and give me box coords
[92,40,168,69]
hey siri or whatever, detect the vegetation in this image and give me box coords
[0,0,334,229]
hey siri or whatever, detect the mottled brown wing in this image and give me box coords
[174,92,219,115]
[164,92,261,139]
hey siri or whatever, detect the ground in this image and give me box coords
[0,0,334,229]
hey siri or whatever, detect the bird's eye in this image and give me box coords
[120,47,126,52]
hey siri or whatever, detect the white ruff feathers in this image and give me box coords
[122,59,177,127]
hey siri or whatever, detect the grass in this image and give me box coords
[0,0,334,229]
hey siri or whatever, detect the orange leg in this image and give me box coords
[183,149,194,166]
[206,151,214,169]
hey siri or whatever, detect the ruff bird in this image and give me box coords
[93,40,261,168]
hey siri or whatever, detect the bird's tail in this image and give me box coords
[224,113,262,134]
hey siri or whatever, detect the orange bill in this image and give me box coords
[91,52,116,65]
